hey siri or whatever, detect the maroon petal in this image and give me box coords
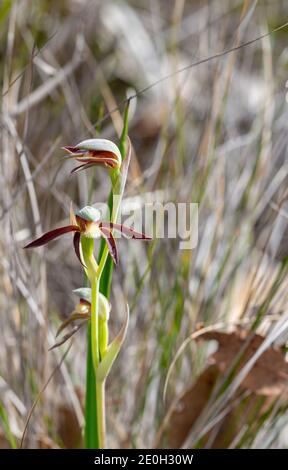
[49,321,87,351]
[70,163,96,174]
[73,231,86,267]
[56,311,90,338]
[70,159,117,175]
[24,225,79,249]
[100,222,152,240]
[99,227,119,265]
[62,146,86,155]
[76,155,117,166]
[89,155,118,167]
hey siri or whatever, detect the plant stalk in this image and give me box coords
[85,322,98,448]
[90,278,99,364]
[96,381,106,448]
[84,101,130,449]
[82,237,105,447]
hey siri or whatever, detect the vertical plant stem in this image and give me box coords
[96,381,106,448]
[91,276,107,449]
[82,238,107,448]
[82,237,102,448]
[97,101,131,280]
[91,277,100,369]
[99,317,109,357]
[85,322,98,448]
[84,101,130,449]
[85,166,99,448]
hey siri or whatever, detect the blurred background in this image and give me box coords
[1,0,288,449]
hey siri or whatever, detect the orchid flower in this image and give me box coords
[50,284,129,391]
[50,288,110,350]
[62,139,122,174]
[24,205,151,266]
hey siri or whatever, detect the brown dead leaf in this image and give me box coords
[157,365,220,448]
[56,404,82,449]
[157,328,288,448]
[158,365,277,448]
[196,329,288,396]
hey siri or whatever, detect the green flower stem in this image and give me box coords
[96,381,106,448]
[97,194,121,280]
[82,237,100,369]
[92,191,120,450]
[97,100,130,282]
[84,101,130,449]
[82,236,106,447]
[91,277,100,369]
[99,317,108,357]
[85,322,98,448]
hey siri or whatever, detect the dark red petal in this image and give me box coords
[56,311,90,337]
[100,227,119,265]
[89,155,118,167]
[70,163,96,174]
[24,225,79,249]
[73,232,86,267]
[62,146,85,155]
[49,321,87,351]
[71,159,117,175]
[76,155,117,165]
[100,222,152,240]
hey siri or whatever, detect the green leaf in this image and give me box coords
[85,323,99,448]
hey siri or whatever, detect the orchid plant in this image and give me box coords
[24,106,151,448]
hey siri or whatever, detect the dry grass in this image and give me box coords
[1,0,288,448]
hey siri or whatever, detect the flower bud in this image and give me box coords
[63,139,122,172]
